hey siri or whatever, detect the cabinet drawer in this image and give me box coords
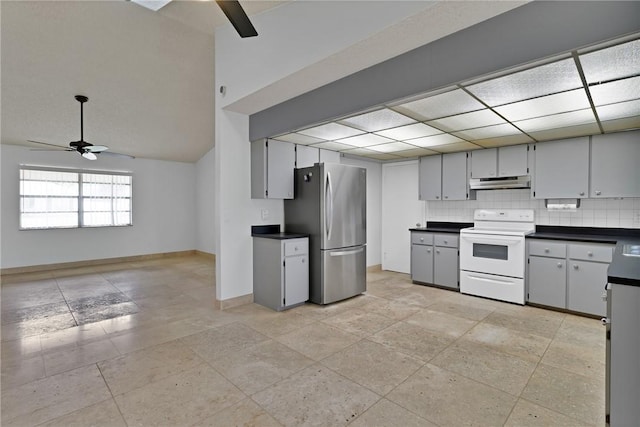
[284,238,308,257]
[411,232,433,245]
[434,234,459,248]
[569,243,612,263]
[528,240,566,258]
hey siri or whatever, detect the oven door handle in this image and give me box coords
[461,235,522,246]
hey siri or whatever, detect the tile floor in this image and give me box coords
[1,255,605,426]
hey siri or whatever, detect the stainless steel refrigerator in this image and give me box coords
[284,163,366,304]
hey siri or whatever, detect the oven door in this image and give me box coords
[459,232,525,278]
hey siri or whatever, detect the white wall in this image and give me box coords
[195,147,216,254]
[0,144,197,269]
[340,156,382,267]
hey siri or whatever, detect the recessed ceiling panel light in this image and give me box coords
[528,123,601,141]
[298,123,364,140]
[364,152,403,160]
[409,133,465,148]
[514,109,596,133]
[580,38,640,83]
[335,133,394,148]
[452,123,523,140]
[495,89,590,122]
[467,58,583,106]
[273,133,325,145]
[426,109,506,132]
[472,135,534,148]
[339,108,416,132]
[310,141,355,151]
[596,99,640,121]
[434,142,482,153]
[601,116,640,132]
[392,89,485,121]
[589,76,640,106]
[394,148,439,158]
[374,123,442,140]
[367,142,417,153]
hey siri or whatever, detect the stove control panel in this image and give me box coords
[473,209,534,222]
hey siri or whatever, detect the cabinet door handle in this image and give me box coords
[587,251,593,256]
[579,192,585,196]
[436,249,440,254]
[420,238,424,242]
[427,249,431,253]
[557,263,563,268]
[436,195,440,199]
[544,248,550,253]
[595,191,601,196]
[444,195,449,199]
[573,264,579,270]
[443,240,448,244]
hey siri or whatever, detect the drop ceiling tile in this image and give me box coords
[596,99,640,121]
[339,108,416,132]
[589,76,640,106]
[408,133,465,148]
[467,58,582,106]
[580,38,640,83]
[432,142,482,153]
[366,142,417,153]
[392,89,485,121]
[495,89,591,122]
[273,133,325,145]
[342,149,401,161]
[335,133,394,148]
[452,123,523,140]
[310,141,355,151]
[426,109,506,132]
[393,148,439,158]
[341,148,379,157]
[365,153,404,161]
[472,135,534,148]
[298,123,364,140]
[601,116,640,132]
[514,109,596,133]
[528,123,601,141]
[374,123,442,140]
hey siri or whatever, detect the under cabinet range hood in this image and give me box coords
[469,175,530,190]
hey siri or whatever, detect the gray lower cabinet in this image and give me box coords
[253,237,309,311]
[527,239,612,316]
[411,231,458,289]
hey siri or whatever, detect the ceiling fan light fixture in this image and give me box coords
[82,152,97,160]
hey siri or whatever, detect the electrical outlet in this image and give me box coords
[261,208,269,220]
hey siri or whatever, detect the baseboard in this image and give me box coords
[366,264,382,273]
[1,250,202,276]
[195,251,216,262]
[215,293,253,310]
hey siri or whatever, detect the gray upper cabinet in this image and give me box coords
[590,131,640,198]
[419,155,442,201]
[470,148,497,178]
[319,148,341,164]
[498,144,529,177]
[442,152,471,200]
[296,145,319,169]
[251,139,296,199]
[533,137,589,199]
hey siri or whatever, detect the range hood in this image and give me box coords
[469,175,530,190]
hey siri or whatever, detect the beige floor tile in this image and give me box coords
[180,321,269,362]
[462,322,551,362]
[521,363,605,425]
[109,318,209,354]
[1,280,64,309]
[387,363,518,427]
[1,335,42,361]
[427,298,495,321]
[252,365,380,427]
[40,322,108,352]
[321,339,423,395]
[210,339,314,394]
[38,398,127,427]
[98,339,204,395]
[541,339,605,380]
[388,286,448,308]
[1,354,46,389]
[114,364,245,426]
[405,309,477,338]
[276,322,361,361]
[358,297,422,320]
[243,311,316,338]
[193,398,282,427]
[504,398,594,427]
[1,312,78,341]
[554,315,606,350]
[487,306,565,339]
[43,338,120,376]
[321,308,396,338]
[93,312,158,335]
[1,271,54,284]
[132,292,199,310]
[369,321,453,362]
[430,340,537,396]
[349,398,436,427]
[1,364,112,426]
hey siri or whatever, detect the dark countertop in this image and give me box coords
[607,240,640,287]
[252,233,309,240]
[410,221,473,234]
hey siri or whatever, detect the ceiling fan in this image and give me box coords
[28,95,133,160]
[215,0,258,38]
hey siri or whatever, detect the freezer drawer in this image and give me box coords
[319,245,366,304]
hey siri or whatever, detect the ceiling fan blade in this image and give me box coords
[100,151,136,159]
[85,145,109,153]
[27,140,69,149]
[215,0,258,38]
[30,148,74,152]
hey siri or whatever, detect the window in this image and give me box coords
[20,167,132,229]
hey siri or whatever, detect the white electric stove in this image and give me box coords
[459,209,535,304]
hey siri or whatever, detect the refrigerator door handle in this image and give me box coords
[325,172,333,241]
[329,247,364,257]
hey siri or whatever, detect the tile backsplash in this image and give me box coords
[426,189,640,228]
